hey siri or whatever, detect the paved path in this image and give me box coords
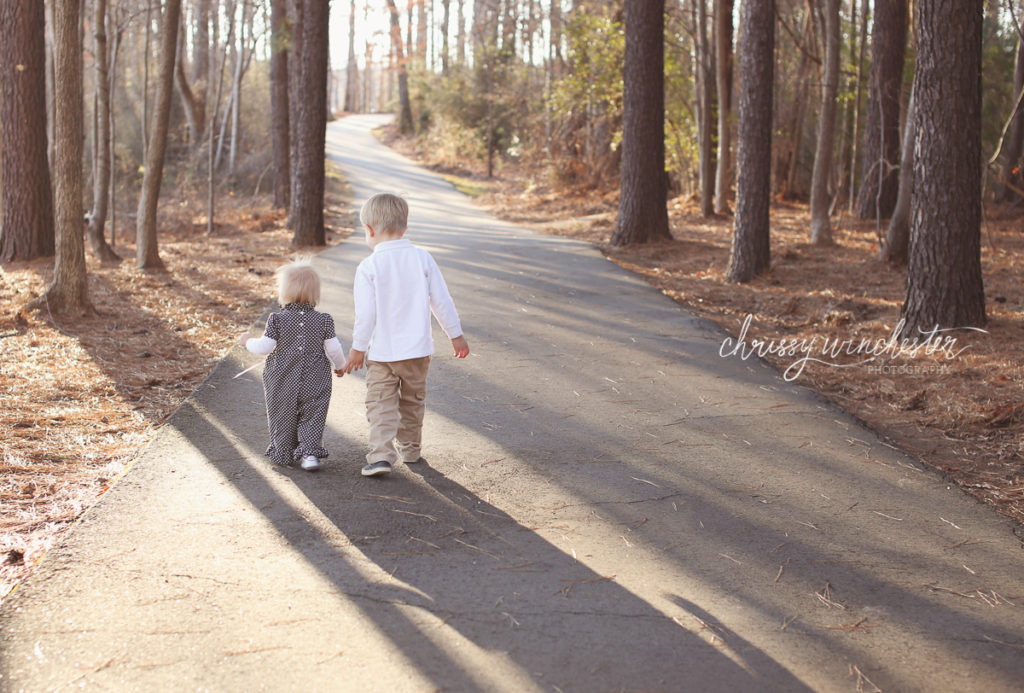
[2,114,1022,692]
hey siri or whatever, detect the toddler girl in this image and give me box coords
[239,259,346,471]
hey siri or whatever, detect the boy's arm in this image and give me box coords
[425,254,463,341]
[351,265,376,355]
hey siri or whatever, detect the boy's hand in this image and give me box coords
[451,335,470,359]
[344,348,366,373]
[238,331,250,347]
[333,369,345,378]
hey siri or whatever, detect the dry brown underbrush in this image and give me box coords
[0,196,353,599]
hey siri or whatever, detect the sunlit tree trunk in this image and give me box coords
[883,86,914,265]
[901,0,985,334]
[611,0,670,246]
[0,0,55,262]
[271,0,291,208]
[87,0,120,262]
[31,0,92,315]
[727,0,773,283]
[856,0,907,219]
[998,37,1024,201]
[136,0,182,270]
[386,0,415,134]
[290,0,329,246]
[694,0,715,217]
[810,0,839,244]
[714,0,733,215]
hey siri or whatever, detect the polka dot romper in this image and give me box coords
[261,303,337,466]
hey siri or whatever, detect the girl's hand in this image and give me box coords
[238,331,250,347]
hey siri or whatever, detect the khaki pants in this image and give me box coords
[364,356,430,464]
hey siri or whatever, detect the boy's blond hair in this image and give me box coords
[360,193,408,234]
[276,259,321,306]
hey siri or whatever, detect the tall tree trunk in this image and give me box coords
[287,0,304,228]
[386,0,415,134]
[781,12,812,199]
[727,0,774,283]
[848,0,869,213]
[0,0,55,262]
[695,0,715,217]
[882,85,914,265]
[290,0,329,246]
[175,21,206,146]
[271,0,291,208]
[901,0,985,334]
[208,3,234,235]
[32,0,92,315]
[457,0,467,66]
[193,0,211,83]
[714,0,733,215]
[998,36,1024,201]
[87,0,120,262]
[344,0,360,108]
[440,0,451,74]
[136,0,182,270]
[610,0,670,246]
[855,0,907,219]
[809,0,839,244]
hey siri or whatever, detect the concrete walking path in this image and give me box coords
[1,114,1022,692]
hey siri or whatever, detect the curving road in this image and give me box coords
[1,114,1022,692]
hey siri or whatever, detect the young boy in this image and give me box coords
[341,193,469,477]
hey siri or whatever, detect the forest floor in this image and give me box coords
[383,127,1024,534]
[0,179,355,599]
[2,136,1022,601]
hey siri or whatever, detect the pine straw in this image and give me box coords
[0,196,354,599]
[473,173,1024,527]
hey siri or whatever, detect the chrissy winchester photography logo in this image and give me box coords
[718,314,988,381]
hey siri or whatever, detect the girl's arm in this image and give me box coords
[245,335,277,355]
[323,337,346,369]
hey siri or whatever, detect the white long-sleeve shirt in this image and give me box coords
[351,238,463,362]
[246,334,347,369]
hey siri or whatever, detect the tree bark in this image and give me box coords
[0,0,55,262]
[271,0,292,208]
[809,0,839,244]
[287,0,303,228]
[136,0,182,270]
[998,37,1024,202]
[290,0,329,247]
[714,0,733,215]
[386,0,415,134]
[440,0,451,74]
[694,0,715,217]
[727,0,774,283]
[87,0,120,262]
[901,0,985,334]
[855,0,907,219]
[32,0,92,315]
[610,0,670,246]
[848,0,869,213]
[882,86,914,265]
[174,22,206,146]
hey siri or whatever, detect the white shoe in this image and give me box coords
[300,455,320,471]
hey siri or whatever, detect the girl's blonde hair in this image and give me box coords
[276,259,321,306]
[360,192,408,234]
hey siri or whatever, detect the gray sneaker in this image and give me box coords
[361,460,392,477]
